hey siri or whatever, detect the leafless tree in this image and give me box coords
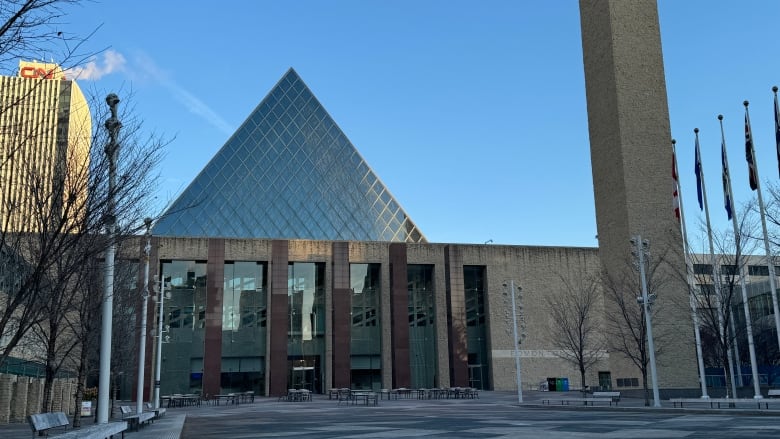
[544,271,604,393]
[600,241,675,406]
[686,204,760,397]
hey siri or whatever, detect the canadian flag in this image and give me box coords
[673,153,680,221]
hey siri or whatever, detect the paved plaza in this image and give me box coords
[2,391,779,438]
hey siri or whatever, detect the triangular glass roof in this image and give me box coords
[153,68,426,243]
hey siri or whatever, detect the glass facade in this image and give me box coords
[464,266,490,390]
[408,264,436,388]
[288,262,326,392]
[153,69,425,243]
[350,263,381,390]
[160,260,207,394]
[221,261,267,394]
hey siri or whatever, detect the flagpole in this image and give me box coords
[744,101,780,356]
[673,139,709,398]
[695,128,737,398]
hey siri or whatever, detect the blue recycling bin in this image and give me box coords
[562,378,569,391]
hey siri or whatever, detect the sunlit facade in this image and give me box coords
[0,61,91,232]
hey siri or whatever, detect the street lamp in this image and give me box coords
[98,94,121,424]
[136,218,152,415]
[152,276,170,409]
[631,235,661,407]
[502,280,525,404]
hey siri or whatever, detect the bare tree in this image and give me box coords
[689,207,760,396]
[600,242,675,406]
[544,271,604,394]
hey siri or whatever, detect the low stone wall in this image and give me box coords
[0,374,77,424]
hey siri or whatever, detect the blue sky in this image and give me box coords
[51,1,780,248]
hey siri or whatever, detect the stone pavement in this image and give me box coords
[1,391,779,438]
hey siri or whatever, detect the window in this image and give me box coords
[720,265,739,276]
[616,378,639,387]
[693,264,712,275]
[749,265,769,276]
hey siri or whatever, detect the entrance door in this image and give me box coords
[291,366,314,391]
[598,371,612,391]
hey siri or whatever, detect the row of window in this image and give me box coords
[693,264,780,276]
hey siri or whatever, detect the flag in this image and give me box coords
[673,153,680,221]
[722,138,733,220]
[774,89,780,178]
[695,135,704,210]
[745,112,758,190]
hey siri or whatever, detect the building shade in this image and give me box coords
[154,68,425,243]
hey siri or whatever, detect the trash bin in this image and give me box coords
[562,378,569,391]
[547,377,557,392]
[555,378,563,392]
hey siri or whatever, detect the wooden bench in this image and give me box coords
[28,412,127,439]
[592,391,621,403]
[541,397,614,406]
[768,389,780,398]
[670,398,780,409]
[119,405,155,431]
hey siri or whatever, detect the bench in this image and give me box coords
[28,412,69,438]
[768,389,780,398]
[592,391,621,403]
[670,398,780,409]
[50,421,127,439]
[28,412,127,439]
[119,405,155,431]
[146,402,167,418]
[541,397,614,406]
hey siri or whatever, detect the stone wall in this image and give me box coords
[0,375,77,424]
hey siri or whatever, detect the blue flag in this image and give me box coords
[722,139,733,220]
[695,135,703,210]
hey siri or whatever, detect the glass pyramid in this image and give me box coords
[153,68,426,243]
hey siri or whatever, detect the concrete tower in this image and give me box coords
[580,0,698,392]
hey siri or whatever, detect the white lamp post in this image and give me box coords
[632,235,661,407]
[153,276,168,409]
[136,218,152,414]
[98,94,121,423]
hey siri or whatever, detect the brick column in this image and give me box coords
[50,379,63,412]
[203,238,226,397]
[268,240,289,397]
[11,377,28,421]
[445,246,468,387]
[0,374,13,422]
[26,378,42,416]
[331,242,351,388]
[389,244,410,388]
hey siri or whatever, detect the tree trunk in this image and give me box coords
[72,349,88,428]
[642,370,650,406]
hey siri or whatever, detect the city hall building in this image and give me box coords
[142,51,698,399]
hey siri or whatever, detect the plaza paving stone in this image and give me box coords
[1,391,779,438]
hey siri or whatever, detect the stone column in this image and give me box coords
[51,379,63,412]
[10,376,28,422]
[0,374,13,422]
[26,378,43,416]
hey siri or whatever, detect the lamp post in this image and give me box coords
[153,276,167,409]
[136,218,152,414]
[503,280,524,404]
[632,235,661,407]
[98,94,121,423]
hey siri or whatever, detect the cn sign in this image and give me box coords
[20,66,61,80]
